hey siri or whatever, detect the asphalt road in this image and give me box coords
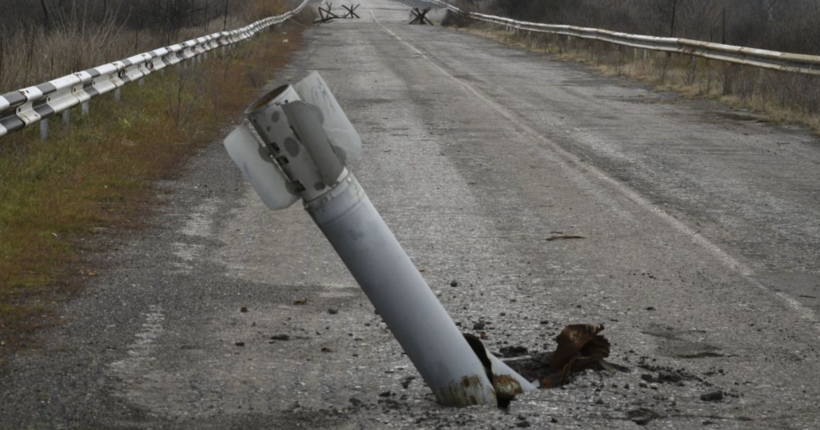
[2,0,820,428]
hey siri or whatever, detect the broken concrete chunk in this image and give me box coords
[499,345,529,358]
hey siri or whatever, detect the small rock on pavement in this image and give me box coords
[499,345,529,357]
[627,408,658,426]
[401,376,416,389]
[450,280,459,287]
[379,391,392,397]
[700,390,724,402]
[271,334,290,341]
[658,370,682,383]
[328,308,339,315]
[240,306,249,313]
[235,342,245,347]
[473,321,486,330]
[515,420,531,428]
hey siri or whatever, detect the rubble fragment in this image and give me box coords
[503,324,611,388]
[462,324,614,407]
[498,346,528,358]
[700,390,724,402]
[627,408,658,426]
[545,234,587,241]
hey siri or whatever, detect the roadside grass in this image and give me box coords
[0,1,295,95]
[0,21,306,359]
[449,22,820,135]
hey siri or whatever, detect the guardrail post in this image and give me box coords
[643,49,648,61]
[62,109,70,126]
[82,102,90,117]
[40,118,49,141]
[114,88,122,101]
[224,73,536,407]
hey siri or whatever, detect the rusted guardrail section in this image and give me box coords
[0,0,309,139]
[426,0,820,76]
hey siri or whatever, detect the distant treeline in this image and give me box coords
[488,0,820,55]
[1,0,253,37]
[0,0,294,93]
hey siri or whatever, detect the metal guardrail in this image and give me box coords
[426,0,820,76]
[0,0,309,139]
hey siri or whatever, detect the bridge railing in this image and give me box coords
[0,0,310,139]
[426,0,820,76]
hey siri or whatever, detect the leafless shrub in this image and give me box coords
[490,0,820,55]
[166,66,204,128]
[652,53,672,84]
[0,0,298,94]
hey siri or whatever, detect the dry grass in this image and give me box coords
[453,22,820,135]
[0,2,299,94]
[0,16,309,358]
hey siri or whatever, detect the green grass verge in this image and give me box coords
[0,23,304,356]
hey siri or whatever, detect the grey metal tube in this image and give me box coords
[226,73,525,407]
[305,172,497,407]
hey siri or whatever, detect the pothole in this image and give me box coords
[464,324,628,408]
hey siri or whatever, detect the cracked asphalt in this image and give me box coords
[2,0,820,428]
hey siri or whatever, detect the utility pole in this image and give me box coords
[223,0,230,31]
[670,0,678,37]
[722,7,727,44]
[204,0,210,30]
